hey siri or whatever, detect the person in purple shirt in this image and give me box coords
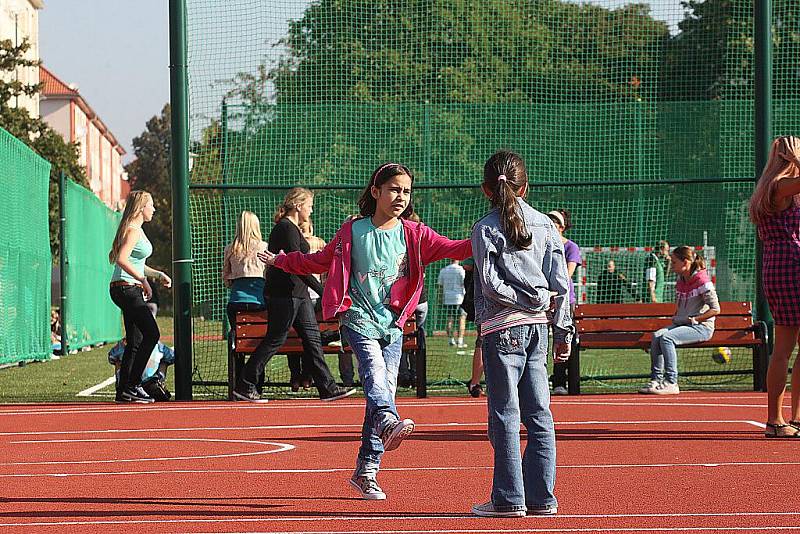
[547,210,580,395]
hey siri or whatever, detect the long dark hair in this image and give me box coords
[357,162,415,219]
[483,150,531,249]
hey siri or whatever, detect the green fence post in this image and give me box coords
[169,0,194,400]
[58,171,68,357]
[754,0,773,361]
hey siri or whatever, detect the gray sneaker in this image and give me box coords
[527,505,558,516]
[471,501,526,518]
[232,385,269,403]
[380,418,415,451]
[349,476,386,500]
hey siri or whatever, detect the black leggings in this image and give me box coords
[110,285,161,391]
[239,296,337,395]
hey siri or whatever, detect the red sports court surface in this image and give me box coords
[1,392,798,533]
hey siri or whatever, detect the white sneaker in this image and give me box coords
[472,501,526,518]
[552,386,568,396]
[349,476,386,500]
[449,338,456,346]
[638,380,661,394]
[457,339,466,348]
[527,505,558,516]
[653,381,680,395]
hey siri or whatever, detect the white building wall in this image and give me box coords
[0,0,41,117]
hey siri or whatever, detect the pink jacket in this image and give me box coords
[274,218,472,327]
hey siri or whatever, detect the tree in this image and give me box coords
[0,38,89,254]
[124,104,173,273]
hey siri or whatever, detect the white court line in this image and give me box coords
[1,511,799,529]
[0,400,772,417]
[1,438,293,465]
[76,376,116,397]
[0,419,763,437]
[3,460,800,478]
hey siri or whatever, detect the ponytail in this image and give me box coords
[672,245,705,275]
[483,150,531,249]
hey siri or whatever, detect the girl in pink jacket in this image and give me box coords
[259,163,471,500]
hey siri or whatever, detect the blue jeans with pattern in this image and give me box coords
[341,325,403,479]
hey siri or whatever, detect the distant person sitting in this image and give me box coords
[595,259,635,303]
[438,259,467,347]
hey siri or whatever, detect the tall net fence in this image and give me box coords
[63,179,122,350]
[185,0,800,396]
[0,128,52,365]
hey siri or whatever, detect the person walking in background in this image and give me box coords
[749,135,800,438]
[222,210,270,396]
[258,162,471,500]
[642,240,670,303]
[233,189,354,403]
[438,259,467,347]
[471,150,573,518]
[108,190,172,404]
[547,209,580,396]
[595,259,635,303]
[638,246,719,396]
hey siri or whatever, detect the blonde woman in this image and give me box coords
[233,188,354,403]
[222,211,269,383]
[109,190,172,403]
[749,135,800,438]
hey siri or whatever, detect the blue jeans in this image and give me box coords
[482,323,556,512]
[650,324,713,384]
[341,325,403,478]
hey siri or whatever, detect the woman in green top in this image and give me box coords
[108,190,172,403]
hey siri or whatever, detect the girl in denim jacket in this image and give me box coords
[259,163,471,500]
[470,150,573,518]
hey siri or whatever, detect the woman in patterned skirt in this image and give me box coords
[749,135,800,438]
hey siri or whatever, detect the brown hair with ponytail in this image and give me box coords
[671,245,706,275]
[483,150,531,249]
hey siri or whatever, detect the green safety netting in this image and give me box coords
[0,127,52,365]
[62,179,122,350]
[185,1,800,395]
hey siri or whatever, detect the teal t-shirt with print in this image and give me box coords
[342,217,408,343]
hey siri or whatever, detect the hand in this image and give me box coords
[553,341,570,363]
[159,271,172,288]
[142,278,153,301]
[257,250,282,266]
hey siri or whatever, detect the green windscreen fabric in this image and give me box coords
[63,179,122,350]
[185,1,800,395]
[0,127,52,365]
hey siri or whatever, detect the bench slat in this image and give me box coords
[236,322,341,339]
[235,335,417,353]
[575,301,752,319]
[577,315,753,333]
[580,329,758,349]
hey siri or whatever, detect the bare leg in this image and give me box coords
[469,344,483,386]
[458,315,467,345]
[767,325,800,424]
[791,331,800,423]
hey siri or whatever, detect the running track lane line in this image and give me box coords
[2,512,800,530]
[4,460,800,478]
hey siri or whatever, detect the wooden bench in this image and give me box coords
[230,310,422,398]
[568,302,769,395]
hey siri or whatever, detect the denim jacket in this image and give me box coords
[471,197,574,344]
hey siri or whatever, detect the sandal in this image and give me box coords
[764,422,800,438]
[789,420,800,431]
[466,381,482,398]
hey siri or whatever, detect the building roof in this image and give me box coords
[40,66,126,156]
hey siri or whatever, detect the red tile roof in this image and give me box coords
[40,66,79,96]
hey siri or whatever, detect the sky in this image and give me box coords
[39,1,170,162]
[38,1,685,163]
